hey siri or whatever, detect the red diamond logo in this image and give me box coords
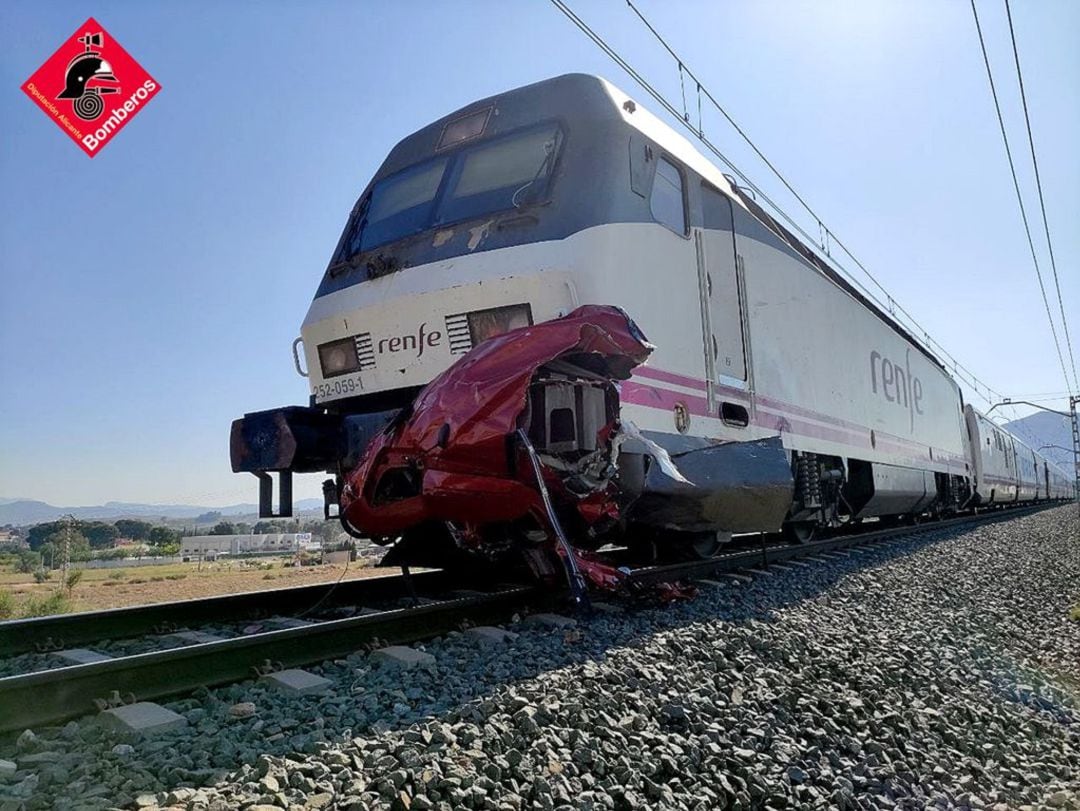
[21,17,161,157]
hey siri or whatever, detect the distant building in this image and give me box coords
[0,530,26,548]
[180,533,318,559]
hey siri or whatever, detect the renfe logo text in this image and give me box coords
[870,348,923,432]
[378,323,442,358]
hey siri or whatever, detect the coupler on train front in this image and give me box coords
[230,305,793,601]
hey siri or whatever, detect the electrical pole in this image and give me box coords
[1071,395,1080,519]
[58,514,74,590]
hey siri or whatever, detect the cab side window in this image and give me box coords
[650,157,687,235]
[701,183,734,230]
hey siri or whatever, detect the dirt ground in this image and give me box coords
[0,556,402,615]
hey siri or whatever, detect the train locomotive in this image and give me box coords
[230,74,1072,590]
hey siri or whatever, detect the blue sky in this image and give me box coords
[1,0,1076,506]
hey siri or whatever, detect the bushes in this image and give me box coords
[13,551,39,574]
[92,548,131,561]
[64,569,83,593]
[20,592,71,618]
[0,588,72,618]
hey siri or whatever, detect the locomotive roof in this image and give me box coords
[375,74,948,375]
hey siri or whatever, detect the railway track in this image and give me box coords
[0,502,1054,734]
[0,567,494,659]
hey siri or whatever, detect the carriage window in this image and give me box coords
[702,183,734,230]
[651,157,686,234]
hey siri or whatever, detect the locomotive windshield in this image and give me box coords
[334,122,562,269]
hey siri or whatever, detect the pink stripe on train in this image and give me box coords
[625,369,968,471]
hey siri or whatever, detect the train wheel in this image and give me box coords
[784,521,816,544]
[673,530,729,560]
[636,529,730,562]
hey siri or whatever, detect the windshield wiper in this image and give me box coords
[512,139,558,210]
[327,256,358,276]
[327,212,370,277]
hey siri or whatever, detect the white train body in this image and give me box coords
[233,74,1072,530]
[965,404,1072,504]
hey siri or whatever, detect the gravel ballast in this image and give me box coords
[2,506,1077,810]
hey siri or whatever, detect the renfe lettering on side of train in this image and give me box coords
[870,348,924,430]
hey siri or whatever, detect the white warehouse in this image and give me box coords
[180,533,318,558]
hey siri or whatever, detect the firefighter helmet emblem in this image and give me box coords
[56,32,119,121]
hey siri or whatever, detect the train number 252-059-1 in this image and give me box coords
[315,377,360,399]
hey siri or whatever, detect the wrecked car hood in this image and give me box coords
[340,305,653,538]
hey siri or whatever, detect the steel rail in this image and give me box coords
[625,503,1053,586]
[0,568,472,658]
[0,585,539,733]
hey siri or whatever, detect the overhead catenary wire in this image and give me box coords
[1003,0,1078,391]
[549,0,1015,409]
[628,0,1069,413]
[969,0,1073,394]
[1006,390,1075,399]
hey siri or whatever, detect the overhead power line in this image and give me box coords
[550,0,1015,409]
[969,0,1073,394]
[1003,0,1078,391]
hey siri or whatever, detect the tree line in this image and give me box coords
[19,517,346,565]
[25,519,182,552]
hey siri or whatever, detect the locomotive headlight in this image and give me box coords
[318,337,361,378]
[467,304,533,345]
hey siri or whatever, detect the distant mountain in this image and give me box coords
[1004,410,1074,472]
[0,498,324,526]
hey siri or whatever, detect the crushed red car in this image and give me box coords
[340,305,652,593]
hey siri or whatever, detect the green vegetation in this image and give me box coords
[113,519,153,540]
[20,591,71,618]
[64,569,83,593]
[26,520,118,550]
[0,587,71,618]
[3,513,355,595]
[147,525,181,554]
[1070,604,1080,622]
[38,530,92,567]
[92,548,130,561]
[13,550,38,573]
